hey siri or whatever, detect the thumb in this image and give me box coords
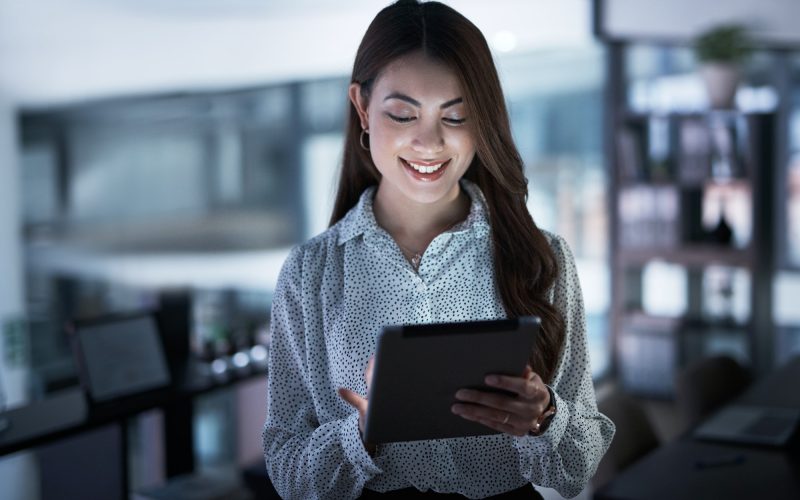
[338,388,368,434]
[365,357,375,389]
[337,387,368,415]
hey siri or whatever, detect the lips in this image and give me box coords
[400,157,451,182]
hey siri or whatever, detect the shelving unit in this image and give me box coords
[608,77,777,395]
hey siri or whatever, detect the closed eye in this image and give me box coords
[444,117,467,125]
[386,112,415,123]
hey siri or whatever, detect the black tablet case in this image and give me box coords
[363,316,539,443]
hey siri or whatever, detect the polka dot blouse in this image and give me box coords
[262,180,615,499]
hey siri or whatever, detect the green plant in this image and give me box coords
[694,24,752,64]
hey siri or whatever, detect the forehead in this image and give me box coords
[372,52,462,103]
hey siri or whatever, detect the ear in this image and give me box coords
[348,83,370,131]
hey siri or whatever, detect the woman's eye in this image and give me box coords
[386,112,415,123]
[443,117,467,125]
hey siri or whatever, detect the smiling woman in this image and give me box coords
[262,1,615,499]
[348,52,476,259]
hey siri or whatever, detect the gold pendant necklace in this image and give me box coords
[396,239,423,270]
[396,218,462,271]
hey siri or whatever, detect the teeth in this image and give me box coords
[407,160,446,174]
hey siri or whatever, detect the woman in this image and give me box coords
[262,1,615,498]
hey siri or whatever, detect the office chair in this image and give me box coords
[592,389,660,490]
[673,354,752,430]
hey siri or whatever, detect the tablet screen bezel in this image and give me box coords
[363,316,539,444]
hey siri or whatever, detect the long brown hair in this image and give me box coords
[329,0,565,383]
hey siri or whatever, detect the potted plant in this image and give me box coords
[694,24,752,109]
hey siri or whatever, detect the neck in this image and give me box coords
[373,183,470,253]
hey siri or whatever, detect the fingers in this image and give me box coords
[450,366,548,437]
[454,388,528,413]
[337,387,367,415]
[451,403,527,437]
[365,357,375,389]
[522,365,533,379]
[484,370,543,400]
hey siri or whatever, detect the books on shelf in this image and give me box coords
[618,185,679,248]
[617,126,646,183]
[708,112,749,181]
[678,117,711,185]
[618,112,752,186]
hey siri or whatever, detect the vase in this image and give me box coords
[699,63,741,110]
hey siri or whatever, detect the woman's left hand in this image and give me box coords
[451,365,550,437]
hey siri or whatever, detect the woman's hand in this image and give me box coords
[451,365,551,437]
[337,357,375,434]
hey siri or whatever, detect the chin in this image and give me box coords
[400,180,461,205]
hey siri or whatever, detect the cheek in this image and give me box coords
[448,131,476,158]
[370,123,411,155]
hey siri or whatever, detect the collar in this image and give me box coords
[336,178,491,246]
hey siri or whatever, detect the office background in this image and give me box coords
[0,0,798,499]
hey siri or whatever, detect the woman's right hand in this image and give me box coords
[337,357,375,435]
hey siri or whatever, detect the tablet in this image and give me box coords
[363,316,539,444]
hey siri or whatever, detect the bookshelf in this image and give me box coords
[608,92,777,396]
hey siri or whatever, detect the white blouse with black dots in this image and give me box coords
[262,179,615,500]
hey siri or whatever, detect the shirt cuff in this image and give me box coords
[512,385,569,454]
[341,411,383,476]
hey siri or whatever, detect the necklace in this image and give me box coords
[395,218,463,271]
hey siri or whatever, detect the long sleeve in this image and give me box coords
[512,234,616,498]
[262,247,382,500]
[263,182,614,498]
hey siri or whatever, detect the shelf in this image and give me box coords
[618,178,752,190]
[621,109,761,122]
[616,244,753,268]
[620,311,751,331]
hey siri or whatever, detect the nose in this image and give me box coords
[411,121,445,155]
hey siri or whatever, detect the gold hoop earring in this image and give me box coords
[359,129,370,151]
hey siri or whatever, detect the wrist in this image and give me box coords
[529,386,557,436]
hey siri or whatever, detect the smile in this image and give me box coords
[400,158,451,181]
[407,160,445,173]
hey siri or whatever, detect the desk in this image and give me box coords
[594,356,800,500]
[0,359,267,474]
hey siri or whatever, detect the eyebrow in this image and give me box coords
[383,92,463,109]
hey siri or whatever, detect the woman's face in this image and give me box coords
[350,52,476,207]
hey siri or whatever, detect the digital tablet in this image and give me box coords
[363,316,539,444]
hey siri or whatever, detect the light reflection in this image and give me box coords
[210,358,227,376]
[232,352,249,369]
[249,344,268,364]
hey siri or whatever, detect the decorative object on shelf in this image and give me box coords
[702,180,752,248]
[694,24,752,110]
[708,112,747,181]
[678,118,712,185]
[708,211,734,246]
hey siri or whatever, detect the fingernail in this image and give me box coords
[451,405,462,415]
[455,389,469,399]
[485,375,499,385]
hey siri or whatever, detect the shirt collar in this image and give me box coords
[336,178,491,246]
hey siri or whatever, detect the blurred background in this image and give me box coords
[0,0,798,499]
